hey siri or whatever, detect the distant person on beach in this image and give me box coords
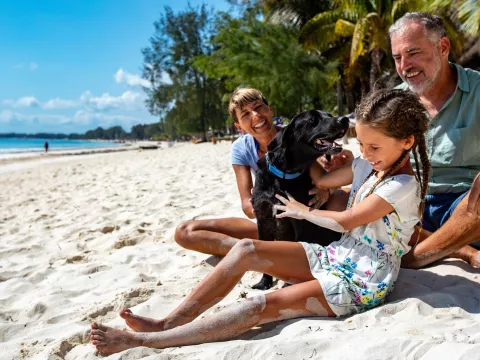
[44,141,49,153]
[174,87,353,265]
[389,12,480,268]
[90,89,430,354]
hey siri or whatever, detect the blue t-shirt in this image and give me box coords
[231,134,259,172]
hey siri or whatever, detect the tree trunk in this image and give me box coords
[369,47,384,90]
[336,76,349,144]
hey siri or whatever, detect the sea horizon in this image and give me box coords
[0,137,123,154]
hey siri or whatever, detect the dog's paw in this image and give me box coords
[251,274,273,290]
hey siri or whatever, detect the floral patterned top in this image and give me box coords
[301,157,420,316]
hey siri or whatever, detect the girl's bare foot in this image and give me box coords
[120,308,165,332]
[90,322,143,355]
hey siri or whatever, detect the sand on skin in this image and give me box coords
[0,140,479,360]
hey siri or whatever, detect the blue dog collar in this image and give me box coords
[265,153,304,180]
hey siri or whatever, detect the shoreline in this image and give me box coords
[0,141,176,173]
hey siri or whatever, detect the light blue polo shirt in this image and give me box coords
[397,63,480,195]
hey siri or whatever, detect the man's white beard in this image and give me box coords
[404,53,442,94]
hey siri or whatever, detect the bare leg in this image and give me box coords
[91,280,333,354]
[402,195,480,268]
[325,189,349,212]
[91,240,334,353]
[448,245,480,268]
[174,218,258,256]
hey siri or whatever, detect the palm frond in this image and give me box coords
[335,19,356,37]
[458,0,480,35]
[299,9,360,49]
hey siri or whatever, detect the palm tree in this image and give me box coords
[426,0,480,70]
[298,1,426,94]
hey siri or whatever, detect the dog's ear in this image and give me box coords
[269,114,299,150]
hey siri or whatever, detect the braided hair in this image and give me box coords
[351,89,431,226]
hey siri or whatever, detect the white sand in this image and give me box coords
[1,141,479,360]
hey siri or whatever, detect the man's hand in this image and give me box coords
[319,149,354,172]
[467,172,480,217]
[274,192,309,220]
[308,186,330,209]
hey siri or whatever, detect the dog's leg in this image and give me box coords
[251,218,276,290]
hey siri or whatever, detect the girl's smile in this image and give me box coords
[355,123,414,173]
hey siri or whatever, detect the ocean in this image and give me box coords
[0,138,122,153]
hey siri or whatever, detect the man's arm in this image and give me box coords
[232,165,255,219]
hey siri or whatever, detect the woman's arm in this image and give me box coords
[275,192,394,232]
[232,165,255,219]
[309,161,354,190]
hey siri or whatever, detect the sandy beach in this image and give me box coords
[1,140,480,360]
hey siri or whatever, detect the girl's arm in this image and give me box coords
[275,192,394,232]
[232,165,255,219]
[309,161,354,190]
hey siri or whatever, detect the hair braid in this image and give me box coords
[413,131,431,246]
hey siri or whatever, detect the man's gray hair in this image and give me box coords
[389,12,447,43]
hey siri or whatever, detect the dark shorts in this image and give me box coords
[422,191,469,232]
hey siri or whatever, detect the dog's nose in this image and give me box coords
[338,116,350,126]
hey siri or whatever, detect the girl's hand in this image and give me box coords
[274,192,309,219]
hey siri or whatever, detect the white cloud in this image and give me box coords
[114,68,151,88]
[0,109,146,130]
[29,62,38,71]
[81,90,145,111]
[2,96,41,108]
[0,110,70,124]
[2,91,145,111]
[43,98,78,109]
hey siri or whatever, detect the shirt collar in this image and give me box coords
[452,62,470,93]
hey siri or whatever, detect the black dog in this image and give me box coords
[251,110,350,290]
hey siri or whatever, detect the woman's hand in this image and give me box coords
[274,192,309,219]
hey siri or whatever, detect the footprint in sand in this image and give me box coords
[114,235,139,249]
[78,264,112,275]
[84,304,115,321]
[50,331,87,358]
[99,225,120,234]
[27,303,47,319]
[66,254,86,263]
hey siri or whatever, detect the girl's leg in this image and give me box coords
[121,239,316,332]
[174,218,258,256]
[91,279,334,354]
[92,240,331,348]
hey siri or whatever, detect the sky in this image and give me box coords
[0,0,231,134]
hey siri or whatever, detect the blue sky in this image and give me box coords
[0,0,231,134]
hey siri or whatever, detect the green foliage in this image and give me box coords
[195,4,337,117]
[141,5,228,140]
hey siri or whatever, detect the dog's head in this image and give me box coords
[267,110,349,172]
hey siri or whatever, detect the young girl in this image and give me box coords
[90,89,430,354]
